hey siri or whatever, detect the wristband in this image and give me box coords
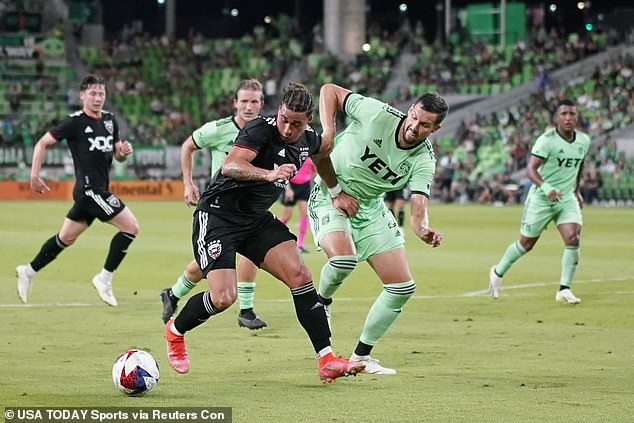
[327,183,343,198]
[539,182,555,195]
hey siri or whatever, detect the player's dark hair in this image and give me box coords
[557,99,576,109]
[280,82,314,116]
[80,75,106,91]
[235,78,263,101]
[415,92,449,124]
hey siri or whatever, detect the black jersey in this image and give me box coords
[196,115,321,221]
[49,110,120,197]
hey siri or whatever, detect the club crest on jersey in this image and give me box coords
[106,194,120,208]
[398,161,412,174]
[104,120,114,134]
[208,240,222,260]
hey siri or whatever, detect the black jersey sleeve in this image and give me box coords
[233,117,271,154]
[307,127,322,156]
[48,114,76,142]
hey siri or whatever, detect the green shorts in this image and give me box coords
[308,184,404,262]
[520,192,582,238]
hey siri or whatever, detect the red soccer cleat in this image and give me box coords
[318,352,365,384]
[165,318,190,374]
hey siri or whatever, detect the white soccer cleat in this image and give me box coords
[350,354,396,375]
[489,266,502,299]
[555,288,580,305]
[92,274,118,306]
[16,265,34,304]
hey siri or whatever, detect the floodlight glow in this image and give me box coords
[230,8,239,17]
[399,4,408,13]
[548,4,557,12]
[362,43,371,52]
[577,2,585,9]
[264,16,272,24]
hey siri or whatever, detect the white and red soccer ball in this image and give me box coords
[112,349,160,396]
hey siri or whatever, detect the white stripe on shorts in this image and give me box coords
[196,211,208,270]
[85,189,114,215]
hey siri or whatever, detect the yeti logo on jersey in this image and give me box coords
[106,194,120,208]
[104,120,114,134]
[88,135,114,152]
[360,146,406,186]
[208,240,222,260]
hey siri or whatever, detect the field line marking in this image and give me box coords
[0,277,629,307]
[462,276,631,297]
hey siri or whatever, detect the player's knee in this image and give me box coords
[184,261,203,283]
[281,262,312,288]
[212,290,237,310]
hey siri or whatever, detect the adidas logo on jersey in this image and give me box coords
[278,149,286,157]
[84,126,94,133]
[374,139,383,148]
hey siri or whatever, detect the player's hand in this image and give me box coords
[116,140,134,159]
[184,183,200,206]
[30,176,50,194]
[267,163,297,183]
[333,192,358,218]
[545,189,563,202]
[420,227,442,248]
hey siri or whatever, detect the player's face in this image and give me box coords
[234,89,264,125]
[276,105,311,144]
[80,84,106,116]
[556,105,578,133]
[401,103,441,146]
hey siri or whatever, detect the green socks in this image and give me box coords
[171,273,197,299]
[560,246,580,287]
[318,255,357,299]
[359,280,416,346]
[495,240,527,276]
[237,281,256,310]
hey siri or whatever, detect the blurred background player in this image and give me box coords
[160,79,268,329]
[16,75,138,306]
[489,99,590,304]
[383,186,411,237]
[278,157,316,253]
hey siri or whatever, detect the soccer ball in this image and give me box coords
[112,349,160,396]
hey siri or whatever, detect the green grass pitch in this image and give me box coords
[1,201,633,422]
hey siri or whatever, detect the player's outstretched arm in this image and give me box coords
[319,83,351,154]
[410,193,442,247]
[180,136,200,206]
[30,132,57,194]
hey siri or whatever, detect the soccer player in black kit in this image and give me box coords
[164,83,366,383]
[16,75,139,307]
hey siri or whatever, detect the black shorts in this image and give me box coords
[384,187,410,203]
[66,189,126,226]
[192,210,296,277]
[280,181,311,206]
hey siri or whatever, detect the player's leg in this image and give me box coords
[260,238,364,382]
[352,247,414,375]
[308,187,357,315]
[93,206,139,306]
[554,201,583,304]
[296,199,310,253]
[17,216,89,303]
[160,259,202,323]
[236,256,267,329]
[489,195,550,298]
[166,268,237,374]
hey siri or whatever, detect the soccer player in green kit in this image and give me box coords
[309,83,448,374]
[489,99,591,304]
[160,79,268,329]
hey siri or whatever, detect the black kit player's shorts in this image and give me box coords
[384,187,410,203]
[66,189,126,225]
[280,181,311,206]
[192,210,296,278]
